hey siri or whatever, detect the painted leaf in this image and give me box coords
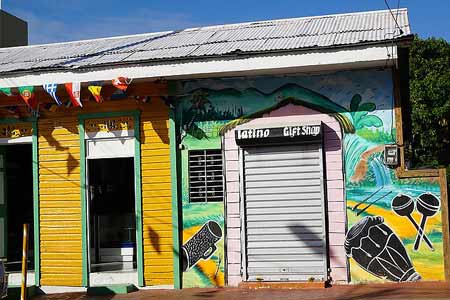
[358,102,376,112]
[356,115,383,129]
[350,94,362,112]
[353,110,368,127]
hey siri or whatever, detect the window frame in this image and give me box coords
[188,149,225,203]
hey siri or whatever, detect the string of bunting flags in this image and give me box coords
[0,77,138,112]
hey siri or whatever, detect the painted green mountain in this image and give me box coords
[181,83,354,133]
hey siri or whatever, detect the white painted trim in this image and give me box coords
[89,271,138,286]
[86,137,135,159]
[7,272,35,287]
[39,286,88,294]
[0,136,32,144]
[38,285,173,293]
[139,285,174,290]
[0,45,397,88]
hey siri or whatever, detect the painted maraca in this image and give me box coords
[391,194,434,251]
[414,193,440,251]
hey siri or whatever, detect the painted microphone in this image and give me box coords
[345,216,421,282]
[181,220,223,272]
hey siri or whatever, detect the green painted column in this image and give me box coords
[78,117,89,287]
[133,111,144,287]
[168,83,181,289]
[32,119,40,286]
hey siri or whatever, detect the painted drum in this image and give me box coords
[0,260,7,299]
[182,220,223,272]
[345,216,421,282]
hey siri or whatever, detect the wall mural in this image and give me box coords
[182,220,223,272]
[176,69,445,287]
[177,93,227,287]
[345,216,421,282]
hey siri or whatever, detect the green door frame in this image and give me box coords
[78,110,143,287]
[0,117,39,286]
[168,107,181,289]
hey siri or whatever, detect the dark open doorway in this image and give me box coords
[1,144,34,273]
[87,158,136,273]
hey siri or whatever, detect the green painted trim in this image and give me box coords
[133,110,144,287]
[169,108,181,289]
[78,110,143,287]
[32,119,40,286]
[87,284,138,295]
[0,117,37,124]
[78,117,89,287]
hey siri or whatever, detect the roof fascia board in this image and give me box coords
[0,45,397,88]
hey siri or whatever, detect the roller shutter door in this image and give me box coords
[243,144,326,281]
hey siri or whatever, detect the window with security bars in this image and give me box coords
[188,149,224,202]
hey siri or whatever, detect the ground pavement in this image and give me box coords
[32,282,450,300]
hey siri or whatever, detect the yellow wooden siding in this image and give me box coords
[38,115,82,286]
[38,98,173,287]
[140,104,173,286]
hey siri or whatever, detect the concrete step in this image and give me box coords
[87,284,138,295]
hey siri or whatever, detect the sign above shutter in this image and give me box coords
[235,122,322,147]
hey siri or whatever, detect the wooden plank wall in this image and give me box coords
[39,115,82,286]
[37,97,173,286]
[140,100,174,286]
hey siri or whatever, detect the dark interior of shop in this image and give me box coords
[4,144,34,272]
[88,157,136,272]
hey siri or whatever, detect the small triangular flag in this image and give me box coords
[112,77,132,92]
[43,83,62,106]
[18,86,38,110]
[88,82,103,103]
[65,82,83,107]
[0,88,12,96]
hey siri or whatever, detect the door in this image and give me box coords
[243,144,327,281]
[0,147,6,258]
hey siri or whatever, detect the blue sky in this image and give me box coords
[2,0,449,45]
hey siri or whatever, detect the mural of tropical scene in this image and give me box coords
[175,69,444,287]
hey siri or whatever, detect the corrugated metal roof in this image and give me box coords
[0,8,411,74]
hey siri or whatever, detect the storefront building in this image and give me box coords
[0,8,448,291]
[171,9,449,288]
[0,83,175,289]
[174,68,449,287]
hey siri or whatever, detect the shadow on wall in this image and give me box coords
[146,225,161,254]
[150,118,170,144]
[39,121,80,177]
[323,123,341,152]
[140,97,170,145]
[287,223,332,256]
